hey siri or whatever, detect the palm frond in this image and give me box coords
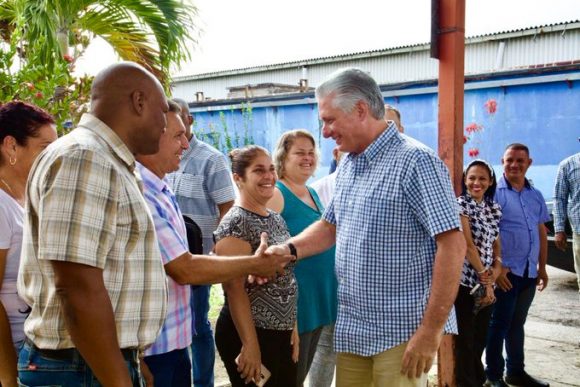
[105,0,198,70]
[3,0,199,84]
[0,0,16,42]
[77,4,165,80]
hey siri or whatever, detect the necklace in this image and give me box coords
[0,177,14,196]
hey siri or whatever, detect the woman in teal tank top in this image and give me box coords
[268,130,338,387]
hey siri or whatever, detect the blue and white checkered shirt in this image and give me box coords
[323,123,461,356]
[553,153,580,233]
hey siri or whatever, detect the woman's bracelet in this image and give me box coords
[477,268,487,274]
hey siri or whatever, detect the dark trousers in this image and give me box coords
[215,308,297,387]
[191,285,215,387]
[485,272,536,381]
[454,285,493,387]
[143,348,192,387]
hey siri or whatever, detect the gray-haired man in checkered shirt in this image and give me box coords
[267,68,466,387]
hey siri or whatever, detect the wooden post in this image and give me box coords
[436,0,465,386]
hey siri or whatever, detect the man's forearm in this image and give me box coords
[290,220,336,260]
[52,262,132,387]
[217,200,234,221]
[60,285,132,386]
[170,254,263,285]
[552,170,568,233]
[538,224,548,268]
[421,230,465,333]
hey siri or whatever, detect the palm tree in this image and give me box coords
[0,0,198,84]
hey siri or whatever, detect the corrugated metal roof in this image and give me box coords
[172,20,580,82]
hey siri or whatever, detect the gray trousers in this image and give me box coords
[306,324,337,387]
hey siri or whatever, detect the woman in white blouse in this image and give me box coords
[0,101,57,387]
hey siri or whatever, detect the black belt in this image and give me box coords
[25,338,139,362]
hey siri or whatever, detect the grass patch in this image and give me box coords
[209,285,225,322]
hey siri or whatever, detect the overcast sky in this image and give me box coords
[75,0,580,77]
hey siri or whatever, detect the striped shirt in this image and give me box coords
[323,123,461,356]
[553,153,580,233]
[18,113,167,350]
[167,135,236,254]
[138,164,192,356]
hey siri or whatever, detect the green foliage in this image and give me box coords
[208,285,224,322]
[193,103,255,155]
[0,44,91,133]
[241,102,254,145]
[219,111,233,151]
[1,0,198,86]
[0,0,198,133]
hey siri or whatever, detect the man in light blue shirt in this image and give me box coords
[553,149,580,293]
[267,68,465,386]
[485,143,550,387]
[167,98,235,387]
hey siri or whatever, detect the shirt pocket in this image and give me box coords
[172,173,204,200]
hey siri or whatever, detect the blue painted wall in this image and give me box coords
[191,74,580,200]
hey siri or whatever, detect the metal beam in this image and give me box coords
[436,0,465,385]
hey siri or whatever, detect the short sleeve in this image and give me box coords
[404,153,461,237]
[457,195,471,218]
[214,209,246,244]
[205,153,236,205]
[537,191,551,224]
[322,196,336,225]
[37,150,118,268]
[0,203,12,248]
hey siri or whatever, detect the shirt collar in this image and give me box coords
[348,121,398,164]
[498,174,531,190]
[464,192,486,207]
[77,113,136,170]
[181,132,199,159]
[136,162,167,194]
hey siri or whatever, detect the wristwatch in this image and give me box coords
[287,242,297,259]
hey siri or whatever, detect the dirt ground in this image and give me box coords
[519,266,579,386]
[210,266,580,387]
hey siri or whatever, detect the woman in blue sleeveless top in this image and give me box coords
[268,129,338,387]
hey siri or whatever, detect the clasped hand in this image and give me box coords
[251,233,294,280]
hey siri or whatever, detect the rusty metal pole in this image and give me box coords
[437,0,465,191]
[436,0,465,386]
